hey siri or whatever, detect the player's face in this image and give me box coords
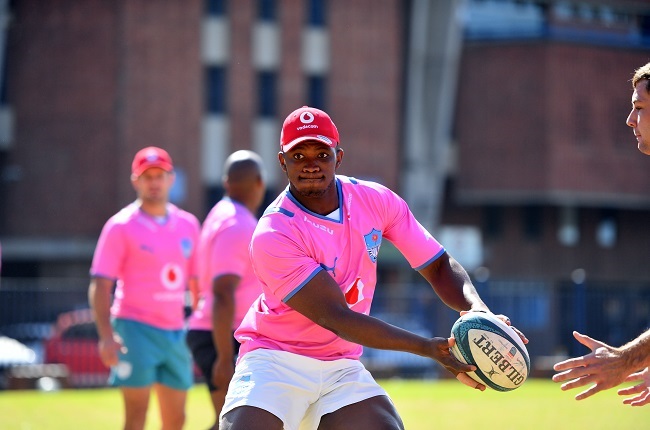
[131,167,174,204]
[626,80,650,155]
[279,141,342,201]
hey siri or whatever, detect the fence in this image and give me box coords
[1,276,649,387]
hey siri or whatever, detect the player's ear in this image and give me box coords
[335,147,344,168]
[278,152,287,172]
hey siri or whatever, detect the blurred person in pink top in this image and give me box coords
[88,146,199,430]
[186,150,266,429]
[220,107,528,430]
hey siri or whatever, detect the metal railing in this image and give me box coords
[1,276,649,387]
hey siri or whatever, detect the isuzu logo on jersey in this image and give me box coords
[304,216,334,235]
[161,263,184,290]
[364,228,382,263]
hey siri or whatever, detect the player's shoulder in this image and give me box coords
[108,203,140,226]
[168,203,201,228]
[260,189,296,220]
[337,175,395,199]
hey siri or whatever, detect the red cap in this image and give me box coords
[280,106,339,152]
[131,146,174,177]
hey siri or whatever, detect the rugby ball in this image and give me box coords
[450,312,529,392]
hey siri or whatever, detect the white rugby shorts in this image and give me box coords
[219,349,390,430]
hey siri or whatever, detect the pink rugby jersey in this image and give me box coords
[236,175,445,361]
[90,203,199,330]
[188,198,262,331]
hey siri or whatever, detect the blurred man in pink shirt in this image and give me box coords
[220,107,527,430]
[89,146,199,430]
[187,150,266,429]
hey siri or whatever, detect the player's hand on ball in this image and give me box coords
[429,336,475,373]
[618,367,650,406]
[495,314,529,345]
[445,337,485,391]
[460,310,529,345]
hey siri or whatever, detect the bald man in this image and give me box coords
[187,150,267,429]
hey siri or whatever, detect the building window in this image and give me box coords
[307,0,326,27]
[206,66,227,114]
[259,71,276,118]
[558,206,579,247]
[259,0,276,21]
[0,58,6,105]
[206,0,227,16]
[522,205,542,241]
[307,76,326,110]
[483,205,503,240]
[596,209,617,248]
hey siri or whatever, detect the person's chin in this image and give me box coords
[639,142,650,155]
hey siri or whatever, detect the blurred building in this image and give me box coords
[1,0,650,354]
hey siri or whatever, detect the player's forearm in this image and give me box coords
[212,281,237,360]
[88,278,114,341]
[421,254,488,312]
[621,329,650,372]
[320,310,432,357]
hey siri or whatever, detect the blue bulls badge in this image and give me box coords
[180,237,193,259]
[363,228,382,263]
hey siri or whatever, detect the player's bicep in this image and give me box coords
[284,270,350,332]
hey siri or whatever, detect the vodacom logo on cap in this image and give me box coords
[300,111,315,124]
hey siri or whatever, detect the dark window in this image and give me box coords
[0,59,6,104]
[258,0,276,21]
[259,71,276,118]
[483,205,503,240]
[307,76,326,110]
[307,0,326,27]
[206,66,227,114]
[641,14,650,41]
[205,0,227,16]
[522,205,543,241]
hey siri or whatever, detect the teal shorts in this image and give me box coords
[110,318,193,390]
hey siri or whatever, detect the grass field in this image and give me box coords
[1,379,649,429]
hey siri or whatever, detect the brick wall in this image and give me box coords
[3,0,203,237]
[455,41,650,207]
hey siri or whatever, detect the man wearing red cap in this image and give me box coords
[89,146,200,430]
[220,107,526,429]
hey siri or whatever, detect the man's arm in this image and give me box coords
[211,274,239,390]
[621,330,650,370]
[553,330,650,401]
[418,252,488,313]
[88,277,123,367]
[188,277,200,311]
[285,270,476,378]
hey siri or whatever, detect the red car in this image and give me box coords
[43,309,109,388]
[44,309,202,387]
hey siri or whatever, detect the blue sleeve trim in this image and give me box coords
[414,248,446,271]
[263,206,294,217]
[282,267,324,303]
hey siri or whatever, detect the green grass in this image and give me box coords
[1,379,649,429]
